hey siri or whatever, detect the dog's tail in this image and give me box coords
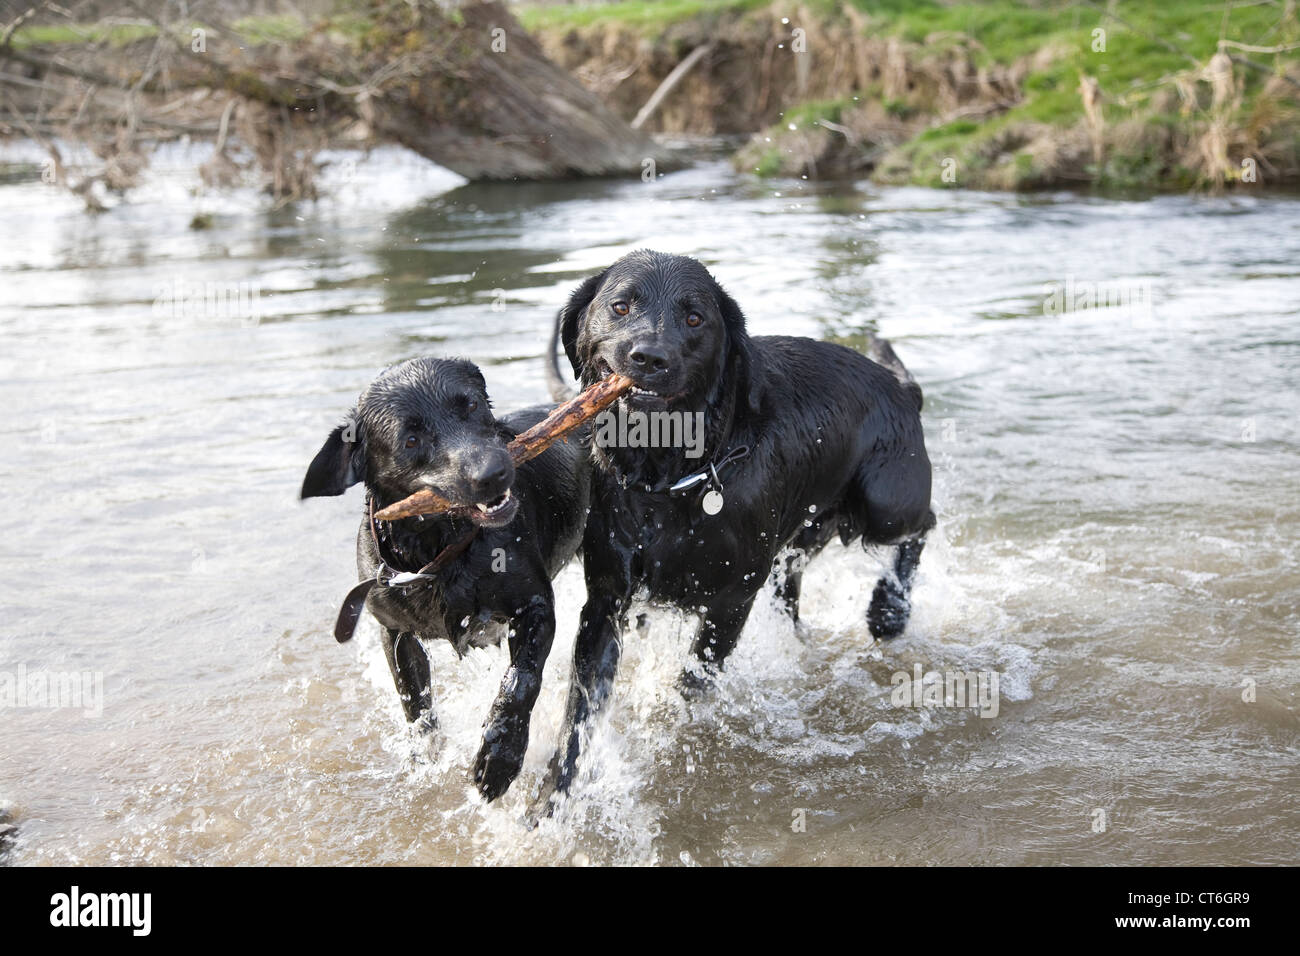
[545,309,575,403]
[867,334,923,411]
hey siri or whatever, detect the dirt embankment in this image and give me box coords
[531,2,1300,191]
[536,6,858,135]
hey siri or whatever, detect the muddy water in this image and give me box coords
[0,143,1297,865]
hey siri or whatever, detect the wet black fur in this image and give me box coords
[301,357,589,801]
[538,250,934,806]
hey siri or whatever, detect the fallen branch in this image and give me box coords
[631,43,713,130]
[1,1,670,188]
[375,374,633,521]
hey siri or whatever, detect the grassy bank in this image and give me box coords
[523,0,1300,190]
[6,14,317,49]
[11,1,1299,190]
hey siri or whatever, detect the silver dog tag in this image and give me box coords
[701,490,724,515]
[670,471,709,495]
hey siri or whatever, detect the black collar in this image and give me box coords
[663,444,751,499]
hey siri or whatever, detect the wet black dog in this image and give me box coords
[301,357,589,801]
[539,250,934,803]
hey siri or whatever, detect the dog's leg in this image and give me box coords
[529,512,638,819]
[381,628,435,730]
[867,532,928,640]
[855,434,933,640]
[776,553,804,624]
[776,517,836,627]
[472,592,555,802]
[681,593,758,695]
[529,585,631,821]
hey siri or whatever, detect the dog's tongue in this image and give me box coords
[374,374,632,522]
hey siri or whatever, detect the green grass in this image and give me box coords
[517,0,769,33]
[836,1,1294,187]
[753,147,783,177]
[845,0,1065,66]
[877,115,1013,188]
[522,0,1294,101]
[230,14,308,45]
[8,22,157,49]
[784,96,853,127]
[8,14,309,50]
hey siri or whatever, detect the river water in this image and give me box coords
[1,142,1297,865]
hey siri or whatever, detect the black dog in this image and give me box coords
[539,250,934,803]
[301,357,589,800]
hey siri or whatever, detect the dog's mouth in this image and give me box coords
[468,489,517,527]
[595,359,680,407]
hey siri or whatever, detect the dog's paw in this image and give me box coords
[524,787,558,829]
[868,578,911,639]
[678,666,716,700]
[414,709,439,737]
[793,617,815,643]
[524,753,575,826]
[472,711,529,802]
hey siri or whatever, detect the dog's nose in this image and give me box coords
[628,341,670,374]
[474,463,509,485]
[466,453,513,499]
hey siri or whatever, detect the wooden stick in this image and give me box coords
[373,488,460,522]
[374,374,632,521]
[506,373,633,464]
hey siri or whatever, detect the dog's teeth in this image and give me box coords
[475,491,511,515]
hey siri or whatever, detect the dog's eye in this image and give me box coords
[612,301,630,316]
[467,399,478,413]
[686,312,703,327]
[404,436,418,449]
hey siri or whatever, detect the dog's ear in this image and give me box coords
[558,269,608,376]
[715,285,763,414]
[301,415,365,498]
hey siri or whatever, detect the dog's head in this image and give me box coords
[558,250,759,418]
[300,357,519,528]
